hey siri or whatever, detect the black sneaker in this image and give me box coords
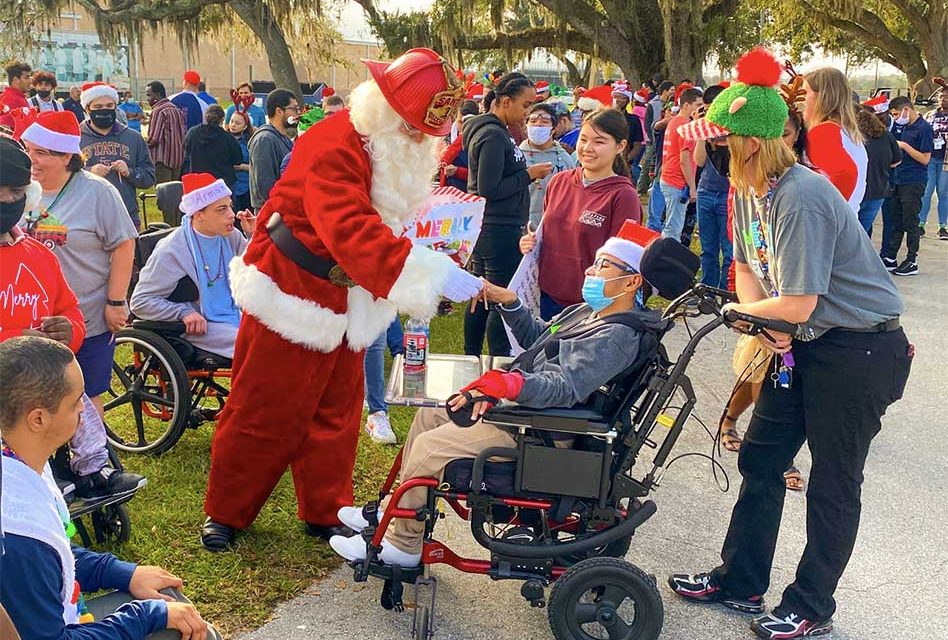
[667,572,765,613]
[751,608,833,639]
[75,467,146,500]
[919,225,926,237]
[938,227,948,241]
[880,256,898,271]
[892,260,919,276]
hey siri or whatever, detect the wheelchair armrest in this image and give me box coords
[130,319,187,334]
[483,402,612,435]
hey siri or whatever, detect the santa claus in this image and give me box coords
[201,48,484,551]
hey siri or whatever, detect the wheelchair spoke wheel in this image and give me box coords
[548,557,662,640]
[91,503,131,545]
[105,329,191,455]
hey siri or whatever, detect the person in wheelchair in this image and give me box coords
[129,173,255,361]
[330,222,696,568]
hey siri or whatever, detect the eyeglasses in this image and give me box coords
[281,105,300,113]
[593,257,637,273]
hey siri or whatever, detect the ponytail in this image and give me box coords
[483,89,498,112]
[485,72,534,113]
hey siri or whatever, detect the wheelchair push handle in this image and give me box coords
[722,308,799,337]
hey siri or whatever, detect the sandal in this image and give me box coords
[201,517,237,552]
[718,413,742,453]
[446,392,500,427]
[784,466,806,492]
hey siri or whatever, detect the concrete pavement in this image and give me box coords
[240,231,947,640]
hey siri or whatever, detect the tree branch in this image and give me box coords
[458,27,595,55]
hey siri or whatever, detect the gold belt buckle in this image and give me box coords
[328,264,356,288]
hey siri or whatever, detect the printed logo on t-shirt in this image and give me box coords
[578,210,606,227]
[0,263,50,330]
[22,209,68,250]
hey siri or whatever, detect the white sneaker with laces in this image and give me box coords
[337,505,385,532]
[329,533,421,567]
[364,411,397,444]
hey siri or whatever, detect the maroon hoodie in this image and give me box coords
[538,168,642,306]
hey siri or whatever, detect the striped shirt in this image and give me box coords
[146,98,185,170]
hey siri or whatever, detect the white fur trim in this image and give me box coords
[80,84,119,108]
[599,237,645,271]
[345,286,398,352]
[576,96,603,112]
[229,257,348,352]
[25,181,42,213]
[21,123,81,154]
[180,179,232,215]
[386,245,457,319]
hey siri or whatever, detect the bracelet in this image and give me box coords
[106,299,126,307]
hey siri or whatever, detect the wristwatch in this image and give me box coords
[106,299,126,307]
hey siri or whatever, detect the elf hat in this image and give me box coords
[179,173,232,215]
[20,110,82,154]
[577,85,614,111]
[678,47,789,142]
[863,94,889,114]
[597,221,660,273]
[80,81,119,109]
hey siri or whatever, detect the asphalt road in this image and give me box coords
[240,228,947,640]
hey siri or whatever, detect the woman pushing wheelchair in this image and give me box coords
[330,221,699,568]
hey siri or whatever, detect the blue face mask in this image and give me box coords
[582,274,632,312]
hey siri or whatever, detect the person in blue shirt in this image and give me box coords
[197,82,217,106]
[169,70,210,131]
[880,96,934,276]
[118,90,145,134]
[0,336,219,640]
[224,82,266,128]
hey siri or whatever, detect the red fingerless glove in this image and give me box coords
[461,370,525,400]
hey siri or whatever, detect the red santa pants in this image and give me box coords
[204,314,365,529]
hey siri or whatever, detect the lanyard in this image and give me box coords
[749,179,779,298]
[25,171,75,231]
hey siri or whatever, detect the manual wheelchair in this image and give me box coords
[347,284,799,640]
[103,221,233,455]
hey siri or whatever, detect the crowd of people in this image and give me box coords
[0,45,941,640]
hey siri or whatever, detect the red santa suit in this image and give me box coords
[204,49,476,533]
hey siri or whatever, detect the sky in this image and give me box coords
[336,0,902,78]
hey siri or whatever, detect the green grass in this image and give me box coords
[92,311,468,637]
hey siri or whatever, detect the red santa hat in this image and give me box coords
[633,89,649,104]
[577,85,614,111]
[183,70,201,86]
[179,173,232,215]
[323,86,336,98]
[611,82,634,101]
[862,94,889,114]
[20,110,82,154]
[362,48,465,136]
[597,221,660,272]
[466,83,485,101]
[674,82,695,104]
[536,81,551,95]
[80,81,119,108]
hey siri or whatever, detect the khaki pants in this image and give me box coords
[382,407,516,554]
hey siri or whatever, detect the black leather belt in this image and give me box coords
[844,318,901,333]
[265,213,355,287]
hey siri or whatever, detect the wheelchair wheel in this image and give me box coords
[548,557,662,640]
[91,503,132,545]
[551,530,633,567]
[104,328,191,455]
[412,603,430,640]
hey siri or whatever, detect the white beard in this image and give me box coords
[349,81,439,234]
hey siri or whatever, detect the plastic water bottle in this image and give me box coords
[403,318,430,372]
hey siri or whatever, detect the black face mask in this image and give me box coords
[90,109,117,130]
[37,90,52,99]
[0,196,26,235]
[708,144,731,178]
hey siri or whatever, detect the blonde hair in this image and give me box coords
[727,136,797,194]
[804,68,863,144]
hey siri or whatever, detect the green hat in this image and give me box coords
[679,48,788,142]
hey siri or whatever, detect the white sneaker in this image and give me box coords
[337,505,384,532]
[364,411,397,444]
[329,533,421,568]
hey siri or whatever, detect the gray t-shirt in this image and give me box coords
[36,171,138,337]
[732,164,903,340]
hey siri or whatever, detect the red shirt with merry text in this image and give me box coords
[660,114,697,190]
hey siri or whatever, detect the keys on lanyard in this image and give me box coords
[772,350,795,390]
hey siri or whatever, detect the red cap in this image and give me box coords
[362,48,465,136]
[323,86,336,98]
[183,70,201,86]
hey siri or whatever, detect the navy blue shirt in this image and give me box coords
[1,536,167,639]
[891,116,934,185]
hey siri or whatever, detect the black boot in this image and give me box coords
[201,518,238,552]
[304,522,355,541]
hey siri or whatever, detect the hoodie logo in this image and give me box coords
[578,210,606,227]
[511,139,525,162]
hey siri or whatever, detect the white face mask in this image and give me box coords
[894,115,909,126]
[527,125,552,145]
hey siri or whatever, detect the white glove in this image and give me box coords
[442,267,484,302]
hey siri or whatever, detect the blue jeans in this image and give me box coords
[363,318,404,414]
[646,182,666,232]
[857,197,885,237]
[918,158,948,227]
[659,181,689,240]
[696,189,732,288]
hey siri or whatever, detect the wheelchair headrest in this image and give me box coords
[640,237,700,300]
[156,181,184,226]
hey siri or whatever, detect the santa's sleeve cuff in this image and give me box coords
[386,245,457,319]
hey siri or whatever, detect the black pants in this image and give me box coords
[882,183,925,262]
[464,225,522,356]
[712,328,912,621]
[232,190,252,213]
